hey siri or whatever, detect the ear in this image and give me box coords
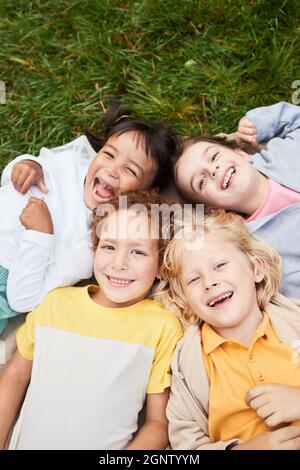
[251,257,266,283]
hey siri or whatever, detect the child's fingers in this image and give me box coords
[239,127,257,137]
[246,384,269,403]
[11,166,24,188]
[254,403,274,420]
[247,393,269,410]
[237,131,258,146]
[20,175,36,194]
[264,412,281,428]
[27,196,45,205]
[239,118,256,131]
[37,178,49,194]
[275,426,300,443]
[14,169,31,193]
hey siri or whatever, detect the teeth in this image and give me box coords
[101,181,112,191]
[222,168,235,189]
[208,292,232,307]
[108,276,132,285]
[95,177,113,193]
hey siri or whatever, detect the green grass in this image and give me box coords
[0,0,300,168]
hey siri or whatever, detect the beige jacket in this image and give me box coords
[167,294,300,450]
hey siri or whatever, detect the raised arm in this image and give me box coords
[1,135,95,190]
[245,101,300,142]
[1,153,47,189]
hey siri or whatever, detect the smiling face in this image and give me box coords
[176,141,266,214]
[92,208,160,308]
[84,132,157,210]
[179,237,264,339]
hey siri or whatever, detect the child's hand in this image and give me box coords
[20,197,54,234]
[231,426,300,450]
[237,117,258,147]
[11,160,48,194]
[246,384,300,427]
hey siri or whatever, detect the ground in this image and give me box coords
[0,0,299,166]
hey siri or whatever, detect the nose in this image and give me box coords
[209,165,219,179]
[112,251,128,271]
[105,164,119,180]
[204,280,219,291]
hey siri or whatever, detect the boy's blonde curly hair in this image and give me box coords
[154,210,282,328]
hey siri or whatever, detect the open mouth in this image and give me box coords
[222,167,235,190]
[207,291,234,308]
[105,275,135,288]
[93,177,115,203]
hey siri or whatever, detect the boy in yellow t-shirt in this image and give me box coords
[0,190,182,450]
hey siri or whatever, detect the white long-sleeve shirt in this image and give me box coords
[0,135,96,312]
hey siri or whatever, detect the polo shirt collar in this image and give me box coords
[202,312,272,355]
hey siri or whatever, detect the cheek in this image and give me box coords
[88,157,103,178]
[136,260,158,281]
[93,251,107,271]
[184,286,200,307]
[120,175,142,192]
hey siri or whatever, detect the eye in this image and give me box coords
[215,262,227,270]
[199,176,206,190]
[104,151,114,159]
[211,152,219,162]
[100,244,115,251]
[127,167,137,177]
[131,249,146,256]
[188,276,200,285]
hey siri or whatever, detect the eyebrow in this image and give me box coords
[190,145,216,192]
[103,143,118,153]
[100,237,152,247]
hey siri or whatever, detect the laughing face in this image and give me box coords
[84,132,157,210]
[179,238,264,338]
[92,208,160,308]
[176,141,266,214]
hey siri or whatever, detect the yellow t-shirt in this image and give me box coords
[202,312,300,442]
[11,285,182,450]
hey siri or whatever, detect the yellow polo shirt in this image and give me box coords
[202,312,300,442]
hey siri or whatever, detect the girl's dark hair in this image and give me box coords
[85,101,180,191]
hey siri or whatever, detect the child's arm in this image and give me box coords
[0,350,32,449]
[10,160,48,194]
[230,426,300,450]
[239,101,300,144]
[168,382,300,450]
[124,390,169,450]
[246,384,300,427]
[167,385,241,450]
[1,135,95,191]
[6,199,55,312]
[1,154,48,190]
